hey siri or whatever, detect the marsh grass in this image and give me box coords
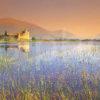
[0,42,100,100]
[0,59,100,100]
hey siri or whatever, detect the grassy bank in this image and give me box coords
[0,38,100,43]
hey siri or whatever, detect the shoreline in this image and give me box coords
[0,39,100,44]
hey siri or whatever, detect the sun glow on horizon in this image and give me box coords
[0,0,100,39]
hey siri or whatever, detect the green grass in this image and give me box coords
[0,38,18,43]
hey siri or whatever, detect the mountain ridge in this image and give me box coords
[0,18,75,39]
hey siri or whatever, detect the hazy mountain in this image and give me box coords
[0,18,75,40]
[95,33,100,39]
[0,18,49,35]
[49,30,76,39]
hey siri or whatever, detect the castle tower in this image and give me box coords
[18,29,30,40]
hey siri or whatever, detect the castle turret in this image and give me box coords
[18,29,30,40]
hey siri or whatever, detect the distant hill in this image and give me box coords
[49,30,76,40]
[95,33,100,40]
[0,18,75,40]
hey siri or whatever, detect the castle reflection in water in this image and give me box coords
[0,42,30,52]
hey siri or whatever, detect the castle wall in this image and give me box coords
[18,31,30,40]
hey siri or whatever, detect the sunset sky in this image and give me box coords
[0,0,100,38]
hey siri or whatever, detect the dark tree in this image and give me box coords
[4,31,8,36]
[32,37,36,40]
